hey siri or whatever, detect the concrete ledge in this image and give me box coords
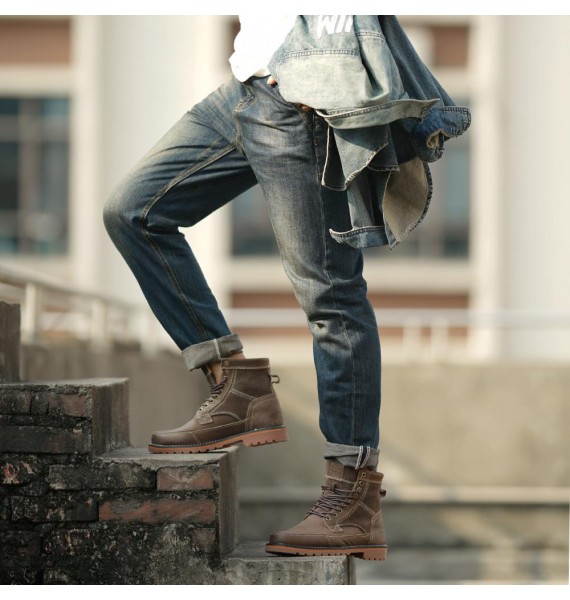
[0,378,130,454]
[0,300,20,383]
[222,542,355,585]
[100,446,238,555]
[1,445,240,583]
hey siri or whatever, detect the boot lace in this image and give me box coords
[197,377,227,413]
[307,484,358,520]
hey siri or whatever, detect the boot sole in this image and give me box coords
[147,426,288,454]
[265,543,388,561]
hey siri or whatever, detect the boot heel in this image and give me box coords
[242,427,288,447]
[358,546,388,561]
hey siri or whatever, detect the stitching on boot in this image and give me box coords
[327,475,353,485]
[359,503,376,517]
[246,394,279,427]
[230,389,256,401]
[251,393,277,403]
[246,394,277,415]
[191,420,246,434]
[211,410,241,420]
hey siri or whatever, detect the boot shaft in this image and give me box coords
[267,459,388,555]
[219,357,275,399]
[323,460,386,540]
[199,357,284,430]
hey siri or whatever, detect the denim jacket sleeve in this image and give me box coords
[268,15,471,249]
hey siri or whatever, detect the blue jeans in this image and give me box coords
[103,76,381,468]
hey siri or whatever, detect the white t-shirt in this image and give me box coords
[229,15,296,82]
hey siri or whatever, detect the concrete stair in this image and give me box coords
[0,301,352,585]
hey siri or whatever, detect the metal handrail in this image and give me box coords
[0,263,134,307]
[0,263,151,350]
[223,307,570,329]
[1,263,569,360]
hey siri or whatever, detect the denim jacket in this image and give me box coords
[268,15,471,249]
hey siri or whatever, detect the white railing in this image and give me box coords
[0,263,160,354]
[1,263,569,361]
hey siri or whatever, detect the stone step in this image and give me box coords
[1,440,356,584]
[0,301,355,584]
[0,441,239,584]
[222,542,354,585]
[0,378,130,455]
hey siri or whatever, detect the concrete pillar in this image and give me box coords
[471,16,570,360]
[70,16,103,295]
[500,17,570,359]
[469,16,505,360]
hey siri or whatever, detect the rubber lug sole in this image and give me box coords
[265,543,388,561]
[147,426,288,454]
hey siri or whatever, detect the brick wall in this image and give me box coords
[0,377,237,584]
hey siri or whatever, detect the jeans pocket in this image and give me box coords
[233,86,256,114]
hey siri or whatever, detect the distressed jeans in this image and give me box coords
[103,76,382,468]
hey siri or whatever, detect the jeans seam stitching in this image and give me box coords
[137,144,236,341]
[315,163,358,447]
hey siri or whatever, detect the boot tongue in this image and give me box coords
[202,366,218,388]
[324,460,359,491]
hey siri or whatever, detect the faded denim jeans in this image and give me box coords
[103,76,381,468]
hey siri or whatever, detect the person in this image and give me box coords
[103,14,469,561]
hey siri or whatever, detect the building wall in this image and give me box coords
[1,15,569,362]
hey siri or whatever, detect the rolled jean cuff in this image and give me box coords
[181,333,243,371]
[324,442,380,470]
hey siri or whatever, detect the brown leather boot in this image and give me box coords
[148,357,288,453]
[265,459,388,560]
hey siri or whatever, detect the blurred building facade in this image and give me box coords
[2,17,568,583]
[0,15,569,363]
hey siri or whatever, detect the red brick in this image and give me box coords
[156,467,214,491]
[99,497,215,525]
[48,393,91,418]
[1,459,39,485]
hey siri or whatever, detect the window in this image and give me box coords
[0,97,70,255]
